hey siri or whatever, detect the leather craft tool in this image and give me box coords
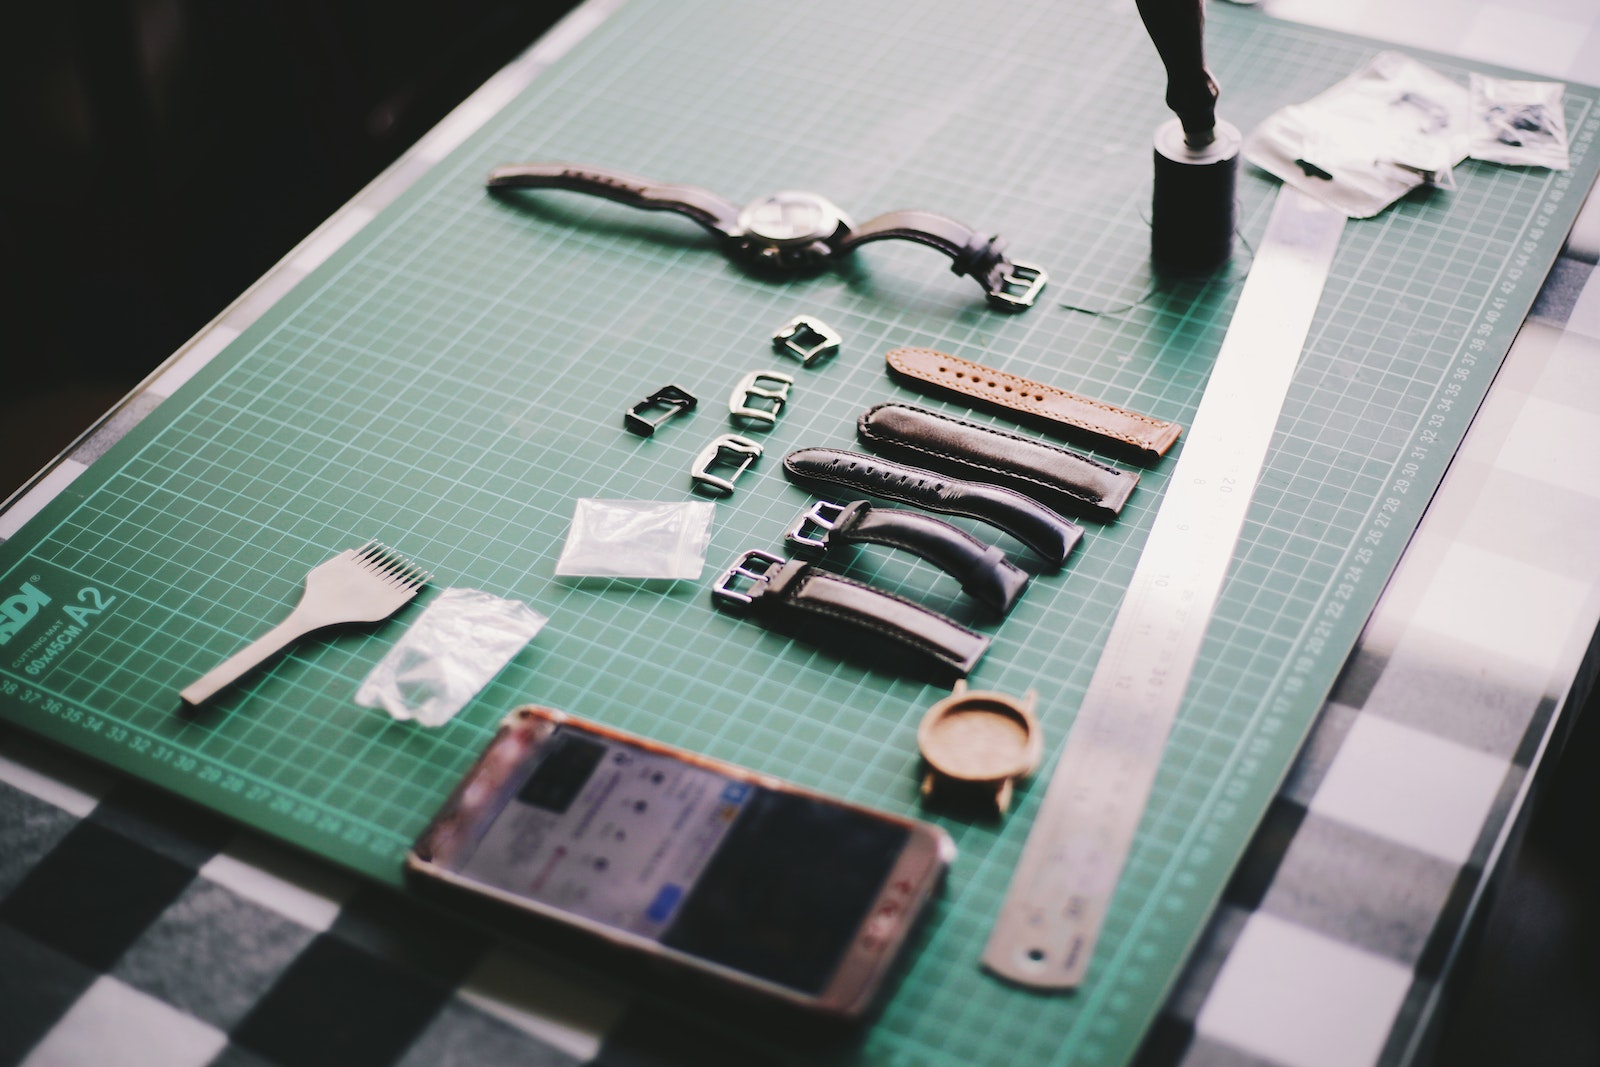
[179,541,430,709]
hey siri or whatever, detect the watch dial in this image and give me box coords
[738,192,844,243]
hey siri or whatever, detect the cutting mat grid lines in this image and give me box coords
[1,1,1596,1064]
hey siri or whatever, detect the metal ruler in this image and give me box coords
[983,186,1347,989]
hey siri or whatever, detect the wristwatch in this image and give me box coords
[485,162,1047,310]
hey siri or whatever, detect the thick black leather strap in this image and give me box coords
[485,162,743,238]
[839,210,1045,308]
[782,448,1082,568]
[858,403,1139,520]
[713,551,989,681]
[787,500,1030,615]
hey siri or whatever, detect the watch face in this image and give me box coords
[737,191,848,244]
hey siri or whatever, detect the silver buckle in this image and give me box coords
[784,500,846,555]
[987,261,1048,310]
[691,434,763,496]
[771,315,842,367]
[728,370,794,428]
[711,549,785,610]
[624,384,698,436]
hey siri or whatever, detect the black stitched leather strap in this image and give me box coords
[485,162,743,238]
[713,551,989,681]
[786,500,1030,614]
[858,403,1139,520]
[782,447,1081,568]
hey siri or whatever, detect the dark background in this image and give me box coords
[0,0,577,500]
[0,4,1595,1063]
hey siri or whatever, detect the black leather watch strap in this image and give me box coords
[782,447,1081,568]
[713,550,990,681]
[858,403,1138,520]
[838,210,1047,310]
[485,162,742,238]
[786,500,1030,615]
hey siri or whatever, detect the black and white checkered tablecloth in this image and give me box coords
[4,2,1600,1065]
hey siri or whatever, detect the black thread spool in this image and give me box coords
[1151,117,1240,273]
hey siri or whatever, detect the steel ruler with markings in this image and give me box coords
[983,185,1348,989]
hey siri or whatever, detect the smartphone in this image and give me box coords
[406,705,954,1019]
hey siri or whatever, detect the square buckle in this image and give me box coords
[784,500,847,556]
[711,549,785,610]
[728,370,795,429]
[987,261,1048,311]
[624,384,698,436]
[690,434,763,496]
[771,315,842,367]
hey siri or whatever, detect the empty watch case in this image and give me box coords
[917,681,1042,815]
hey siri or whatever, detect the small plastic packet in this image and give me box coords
[1470,74,1570,170]
[553,498,715,579]
[355,587,547,727]
[1244,51,1471,218]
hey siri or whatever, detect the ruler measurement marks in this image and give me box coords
[983,186,1348,989]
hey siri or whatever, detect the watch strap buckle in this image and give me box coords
[728,370,795,428]
[771,316,842,367]
[624,384,698,436]
[711,549,786,610]
[784,499,851,555]
[691,434,764,495]
[986,261,1048,311]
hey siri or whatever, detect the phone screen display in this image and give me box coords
[455,725,912,995]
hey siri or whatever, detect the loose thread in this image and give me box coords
[1058,198,1257,318]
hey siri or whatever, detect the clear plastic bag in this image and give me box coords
[553,498,715,579]
[1244,51,1472,218]
[1470,74,1570,170]
[355,587,547,727]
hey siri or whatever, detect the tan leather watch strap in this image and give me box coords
[884,347,1182,460]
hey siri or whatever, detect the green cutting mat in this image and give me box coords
[3,1,1598,1063]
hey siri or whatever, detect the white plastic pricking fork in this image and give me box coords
[179,541,431,709]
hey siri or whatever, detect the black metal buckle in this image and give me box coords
[625,384,698,436]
